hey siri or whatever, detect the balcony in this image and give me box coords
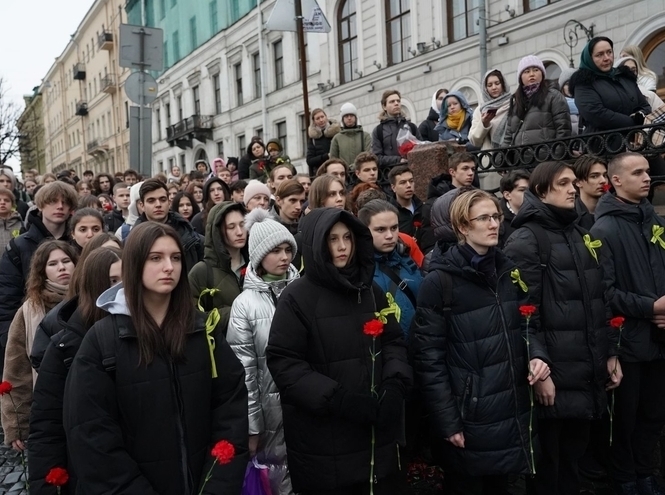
[166,114,214,149]
[73,63,86,80]
[101,75,116,94]
[75,101,88,116]
[98,31,113,50]
[87,138,109,156]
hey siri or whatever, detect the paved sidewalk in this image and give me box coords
[0,435,27,495]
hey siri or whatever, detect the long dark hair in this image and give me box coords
[512,79,550,120]
[122,222,193,365]
[68,233,123,298]
[78,247,123,328]
[170,191,201,221]
[25,240,78,303]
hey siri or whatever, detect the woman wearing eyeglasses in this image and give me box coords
[503,161,617,495]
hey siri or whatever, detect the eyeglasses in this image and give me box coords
[469,213,504,224]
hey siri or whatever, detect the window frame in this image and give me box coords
[274,40,284,90]
[253,52,262,99]
[234,63,244,106]
[276,120,287,152]
[338,0,359,84]
[522,0,559,12]
[192,85,200,115]
[385,0,412,66]
[213,74,221,114]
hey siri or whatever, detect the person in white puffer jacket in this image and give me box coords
[227,207,299,495]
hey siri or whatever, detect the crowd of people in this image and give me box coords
[0,36,662,495]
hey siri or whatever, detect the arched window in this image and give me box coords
[195,148,208,163]
[338,0,358,84]
[386,0,412,66]
[644,31,665,98]
[544,61,562,89]
[457,86,480,110]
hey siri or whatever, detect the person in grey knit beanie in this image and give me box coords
[245,208,298,272]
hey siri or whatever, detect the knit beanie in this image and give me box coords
[245,208,297,270]
[558,68,577,89]
[340,102,358,121]
[243,180,271,205]
[0,167,16,190]
[517,55,546,81]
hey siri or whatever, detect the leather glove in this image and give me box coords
[329,387,378,424]
[376,382,404,433]
[631,111,645,126]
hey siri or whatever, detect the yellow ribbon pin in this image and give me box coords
[511,269,528,293]
[652,225,665,250]
[583,234,602,264]
[197,288,221,379]
[11,229,19,238]
[376,292,400,323]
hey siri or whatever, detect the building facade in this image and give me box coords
[17,88,46,175]
[41,0,132,176]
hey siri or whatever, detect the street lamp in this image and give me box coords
[564,20,595,68]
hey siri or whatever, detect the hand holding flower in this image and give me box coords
[528,358,550,385]
[606,357,623,391]
[447,432,465,449]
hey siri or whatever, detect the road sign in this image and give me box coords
[265,0,331,33]
[119,24,164,71]
[125,72,158,105]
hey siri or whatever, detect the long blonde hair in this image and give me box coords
[621,45,657,80]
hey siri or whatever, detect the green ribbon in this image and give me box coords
[375,292,400,323]
[652,225,665,250]
[197,288,220,379]
[583,234,602,264]
[511,269,528,293]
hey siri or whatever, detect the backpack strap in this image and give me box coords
[435,269,453,314]
[522,222,551,269]
[378,263,417,309]
[5,238,21,271]
[97,316,119,378]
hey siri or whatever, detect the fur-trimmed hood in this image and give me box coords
[308,119,341,139]
[569,65,636,96]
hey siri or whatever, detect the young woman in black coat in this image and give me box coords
[266,208,412,495]
[503,161,620,495]
[411,190,550,494]
[63,222,249,495]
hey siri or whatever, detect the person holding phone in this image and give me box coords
[469,70,512,150]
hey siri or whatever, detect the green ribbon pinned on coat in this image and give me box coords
[652,225,665,250]
[197,288,221,379]
[583,234,602,264]
[511,269,528,293]
[376,292,400,323]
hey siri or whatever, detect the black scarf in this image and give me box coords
[459,244,498,285]
[544,203,579,226]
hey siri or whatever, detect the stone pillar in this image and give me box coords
[407,141,465,200]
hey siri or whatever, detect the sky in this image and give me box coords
[0,0,95,172]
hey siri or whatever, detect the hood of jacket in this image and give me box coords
[1,210,23,227]
[426,106,440,122]
[300,207,374,291]
[308,120,341,139]
[266,138,284,153]
[339,124,366,135]
[377,112,409,124]
[594,192,654,223]
[96,283,130,316]
[429,243,515,279]
[204,201,247,269]
[431,189,461,241]
[512,190,575,230]
[427,173,453,199]
[439,90,473,122]
[430,89,446,113]
[25,209,59,240]
[242,261,300,297]
[202,176,231,203]
[569,65,635,97]
[125,181,144,227]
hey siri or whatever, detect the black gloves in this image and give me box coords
[631,111,646,126]
[329,387,378,424]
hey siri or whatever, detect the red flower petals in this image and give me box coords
[211,440,235,465]
[363,319,384,337]
[45,467,69,486]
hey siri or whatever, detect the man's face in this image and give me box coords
[503,179,529,211]
[270,168,293,192]
[343,114,357,127]
[277,192,306,222]
[576,163,608,200]
[24,172,35,182]
[124,174,137,186]
[83,172,93,181]
[140,188,169,222]
[114,188,131,210]
[41,196,71,226]
[232,189,245,203]
[613,155,651,202]
[450,161,476,188]
[356,161,378,184]
[297,176,311,193]
[218,170,232,184]
[0,174,12,190]
[197,162,208,173]
[391,172,414,201]
[99,176,111,192]
[383,93,401,116]
[0,194,13,217]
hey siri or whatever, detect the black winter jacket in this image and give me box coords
[418,107,440,143]
[266,208,412,492]
[63,312,249,495]
[30,300,67,372]
[411,246,534,476]
[419,175,454,253]
[103,209,125,233]
[238,153,253,180]
[590,194,665,362]
[0,211,68,343]
[29,298,84,494]
[306,121,340,175]
[371,114,421,168]
[570,66,651,134]
[391,195,424,239]
[504,192,611,420]
[575,197,596,230]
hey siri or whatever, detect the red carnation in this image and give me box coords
[413,221,422,229]
[45,467,69,487]
[211,440,235,465]
[363,319,384,337]
[519,305,537,318]
[0,381,12,395]
[602,184,611,192]
[240,266,247,278]
[398,141,416,157]
[610,316,625,328]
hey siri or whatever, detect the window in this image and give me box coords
[217,141,224,157]
[235,63,243,106]
[179,153,186,169]
[253,52,262,99]
[168,157,174,172]
[299,114,307,156]
[545,62,563,88]
[189,17,197,50]
[213,74,221,114]
[193,85,200,115]
[237,134,246,155]
[645,32,665,98]
[448,0,480,41]
[125,101,129,128]
[523,0,559,12]
[385,0,412,66]
[210,1,218,34]
[276,121,287,152]
[338,0,358,84]
[177,95,183,121]
[254,127,263,141]
[274,40,284,90]
[173,31,180,62]
[156,108,162,140]
[165,103,171,125]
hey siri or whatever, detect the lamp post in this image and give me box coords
[564,20,595,68]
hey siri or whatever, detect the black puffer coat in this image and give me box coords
[266,208,412,492]
[504,191,612,420]
[63,312,249,495]
[590,194,665,363]
[371,114,421,168]
[418,107,440,143]
[411,246,536,476]
[503,87,571,146]
[103,209,125,233]
[306,120,341,175]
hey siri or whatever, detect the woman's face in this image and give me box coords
[459,199,501,253]
[521,67,543,86]
[44,176,56,184]
[327,222,353,268]
[592,41,615,73]
[222,210,247,250]
[142,236,182,297]
[73,216,103,248]
[623,60,638,75]
[171,166,181,177]
[251,143,265,158]
[25,180,37,195]
[181,176,190,190]
[193,186,203,203]
[486,75,504,98]
[44,249,75,285]
[313,111,328,128]
[208,182,226,205]
[447,97,462,114]
[323,181,346,209]
[77,182,91,197]
[541,168,577,209]
[109,260,122,286]
[246,194,270,211]
[99,196,112,211]
[168,187,178,203]
[178,197,194,220]
[261,242,293,277]
[436,91,446,110]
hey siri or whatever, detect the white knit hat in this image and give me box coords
[245,208,297,270]
[517,55,546,82]
[243,180,271,205]
[340,102,358,123]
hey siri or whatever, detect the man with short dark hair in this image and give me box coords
[389,165,424,240]
[132,179,203,273]
[590,152,665,495]
[572,155,608,229]
[230,180,247,203]
[354,152,379,185]
[123,169,139,186]
[499,169,530,241]
[371,89,420,168]
[104,182,131,232]
[448,152,477,189]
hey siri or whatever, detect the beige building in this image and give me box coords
[17,88,46,175]
[41,0,131,176]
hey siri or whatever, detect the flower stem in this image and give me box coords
[525,317,536,475]
[369,426,376,495]
[197,461,216,495]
